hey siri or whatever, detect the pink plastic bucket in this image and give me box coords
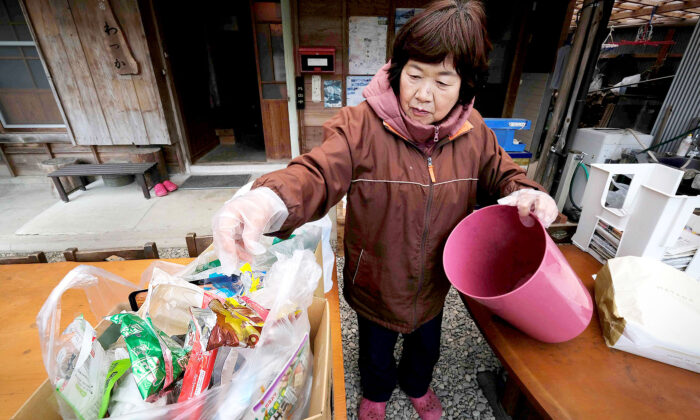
[443,205,593,343]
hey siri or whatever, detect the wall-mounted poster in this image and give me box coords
[348,16,387,75]
[346,76,373,107]
[395,8,424,34]
[324,80,342,108]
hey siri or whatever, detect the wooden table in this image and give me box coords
[463,244,700,419]
[0,258,347,419]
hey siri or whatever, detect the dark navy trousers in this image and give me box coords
[358,311,443,402]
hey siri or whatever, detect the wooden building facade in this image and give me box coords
[0,0,574,177]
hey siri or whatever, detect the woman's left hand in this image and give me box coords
[498,189,559,228]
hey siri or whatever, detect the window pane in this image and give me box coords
[0,89,63,125]
[0,58,34,88]
[0,46,20,56]
[270,24,285,82]
[21,46,38,57]
[5,0,24,22]
[256,24,273,82]
[0,0,7,22]
[14,23,30,41]
[28,59,49,89]
[1,0,30,41]
[262,83,286,100]
[0,24,14,41]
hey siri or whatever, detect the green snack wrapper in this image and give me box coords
[195,259,221,274]
[99,358,131,418]
[107,313,189,399]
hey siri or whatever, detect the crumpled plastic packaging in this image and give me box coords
[107,313,189,399]
[137,267,204,337]
[108,371,168,418]
[207,297,266,350]
[53,315,107,420]
[178,307,218,402]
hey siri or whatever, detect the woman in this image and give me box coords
[213,1,558,419]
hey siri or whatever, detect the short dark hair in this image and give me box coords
[388,0,492,105]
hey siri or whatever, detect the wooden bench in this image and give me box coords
[47,163,159,202]
[0,252,48,265]
[185,232,213,257]
[64,243,159,262]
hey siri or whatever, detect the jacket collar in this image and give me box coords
[363,61,475,144]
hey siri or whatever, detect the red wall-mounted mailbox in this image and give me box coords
[298,47,335,73]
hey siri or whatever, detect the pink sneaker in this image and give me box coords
[154,183,168,197]
[163,180,178,192]
[358,398,386,420]
[409,388,442,420]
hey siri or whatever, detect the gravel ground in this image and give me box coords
[337,256,501,419]
[2,246,501,419]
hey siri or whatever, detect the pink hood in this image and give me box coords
[363,62,474,145]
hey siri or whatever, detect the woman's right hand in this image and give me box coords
[212,187,288,272]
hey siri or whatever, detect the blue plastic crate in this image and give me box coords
[483,118,530,152]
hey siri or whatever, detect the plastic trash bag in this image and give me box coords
[36,265,144,420]
[38,248,321,419]
[227,181,335,292]
[215,249,321,420]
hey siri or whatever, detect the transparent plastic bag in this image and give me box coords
[252,225,322,271]
[214,249,321,420]
[38,248,321,420]
[253,217,335,293]
[36,265,144,420]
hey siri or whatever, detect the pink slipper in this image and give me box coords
[154,183,168,197]
[163,180,178,192]
[409,388,442,420]
[358,398,386,420]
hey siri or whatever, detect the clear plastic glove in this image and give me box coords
[212,187,289,273]
[498,189,558,228]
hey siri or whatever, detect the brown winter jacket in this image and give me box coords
[252,103,543,333]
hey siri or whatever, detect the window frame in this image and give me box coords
[0,1,66,130]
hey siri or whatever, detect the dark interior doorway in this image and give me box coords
[153,0,266,163]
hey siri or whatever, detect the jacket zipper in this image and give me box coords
[383,120,471,330]
[413,156,435,329]
[427,157,436,183]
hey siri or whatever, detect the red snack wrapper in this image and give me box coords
[178,307,218,402]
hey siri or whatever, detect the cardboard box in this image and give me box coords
[215,128,236,144]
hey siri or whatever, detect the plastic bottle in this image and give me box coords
[676,134,692,157]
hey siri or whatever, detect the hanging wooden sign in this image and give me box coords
[97,0,139,75]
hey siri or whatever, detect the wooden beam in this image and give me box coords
[610,0,700,20]
[90,145,102,163]
[656,28,676,66]
[622,1,665,6]
[44,143,54,159]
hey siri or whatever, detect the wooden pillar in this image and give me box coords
[502,0,533,118]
